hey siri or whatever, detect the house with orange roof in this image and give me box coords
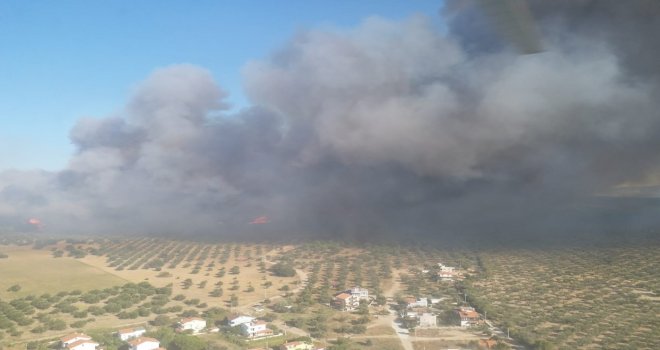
[332,292,353,311]
[332,286,369,311]
[453,306,482,327]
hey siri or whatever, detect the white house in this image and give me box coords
[419,313,437,328]
[408,298,428,308]
[117,327,146,341]
[178,317,207,333]
[128,337,160,350]
[61,333,93,349]
[67,340,98,350]
[349,286,369,300]
[228,315,255,327]
[240,320,273,338]
[438,263,455,272]
[279,341,314,350]
[438,270,456,281]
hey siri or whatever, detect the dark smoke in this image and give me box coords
[2,1,660,242]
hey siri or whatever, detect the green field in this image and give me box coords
[0,246,127,298]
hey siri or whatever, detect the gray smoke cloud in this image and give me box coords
[2,1,660,241]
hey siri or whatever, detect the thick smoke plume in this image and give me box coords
[2,1,660,241]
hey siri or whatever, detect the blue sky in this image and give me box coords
[0,0,443,171]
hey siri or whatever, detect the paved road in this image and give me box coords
[387,309,414,350]
[485,319,527,350]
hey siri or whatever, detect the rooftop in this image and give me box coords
[128,337,159,346]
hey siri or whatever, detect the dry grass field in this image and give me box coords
[0,245,126,299]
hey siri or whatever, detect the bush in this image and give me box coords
[270,262,296,277]
[47,319,67,330]
[152,315,172,326]
[170,334,207,350]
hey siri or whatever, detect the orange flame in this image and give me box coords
[249,216,270,224]
[28,218,42,229]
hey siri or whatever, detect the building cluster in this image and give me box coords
[332,286,369,311]
[59,316,211,350]
[60,329,166,350]
[120,328,167,350]
[57,260,483,350]
[402,296,437,328]
[400,293,484,328]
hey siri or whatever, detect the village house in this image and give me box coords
[437,263,463,281]
[240,320,273,338]
[453,306,482,327]
[405,306,431,318]
[279,341,314,350]
[438,270,456,281]
[349,286,369,299]
[128,337,161,350]
[418,313,437,328]
[117,327,146,341]
[177,317,207,334]
[228,314,255,327]
[438,263,455,272]
[332,287,369,311]
[478,338,499,349]
[60,333,94,349]
[66,339,98,350]
[404,296,428,308]
[333,292,353,311]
